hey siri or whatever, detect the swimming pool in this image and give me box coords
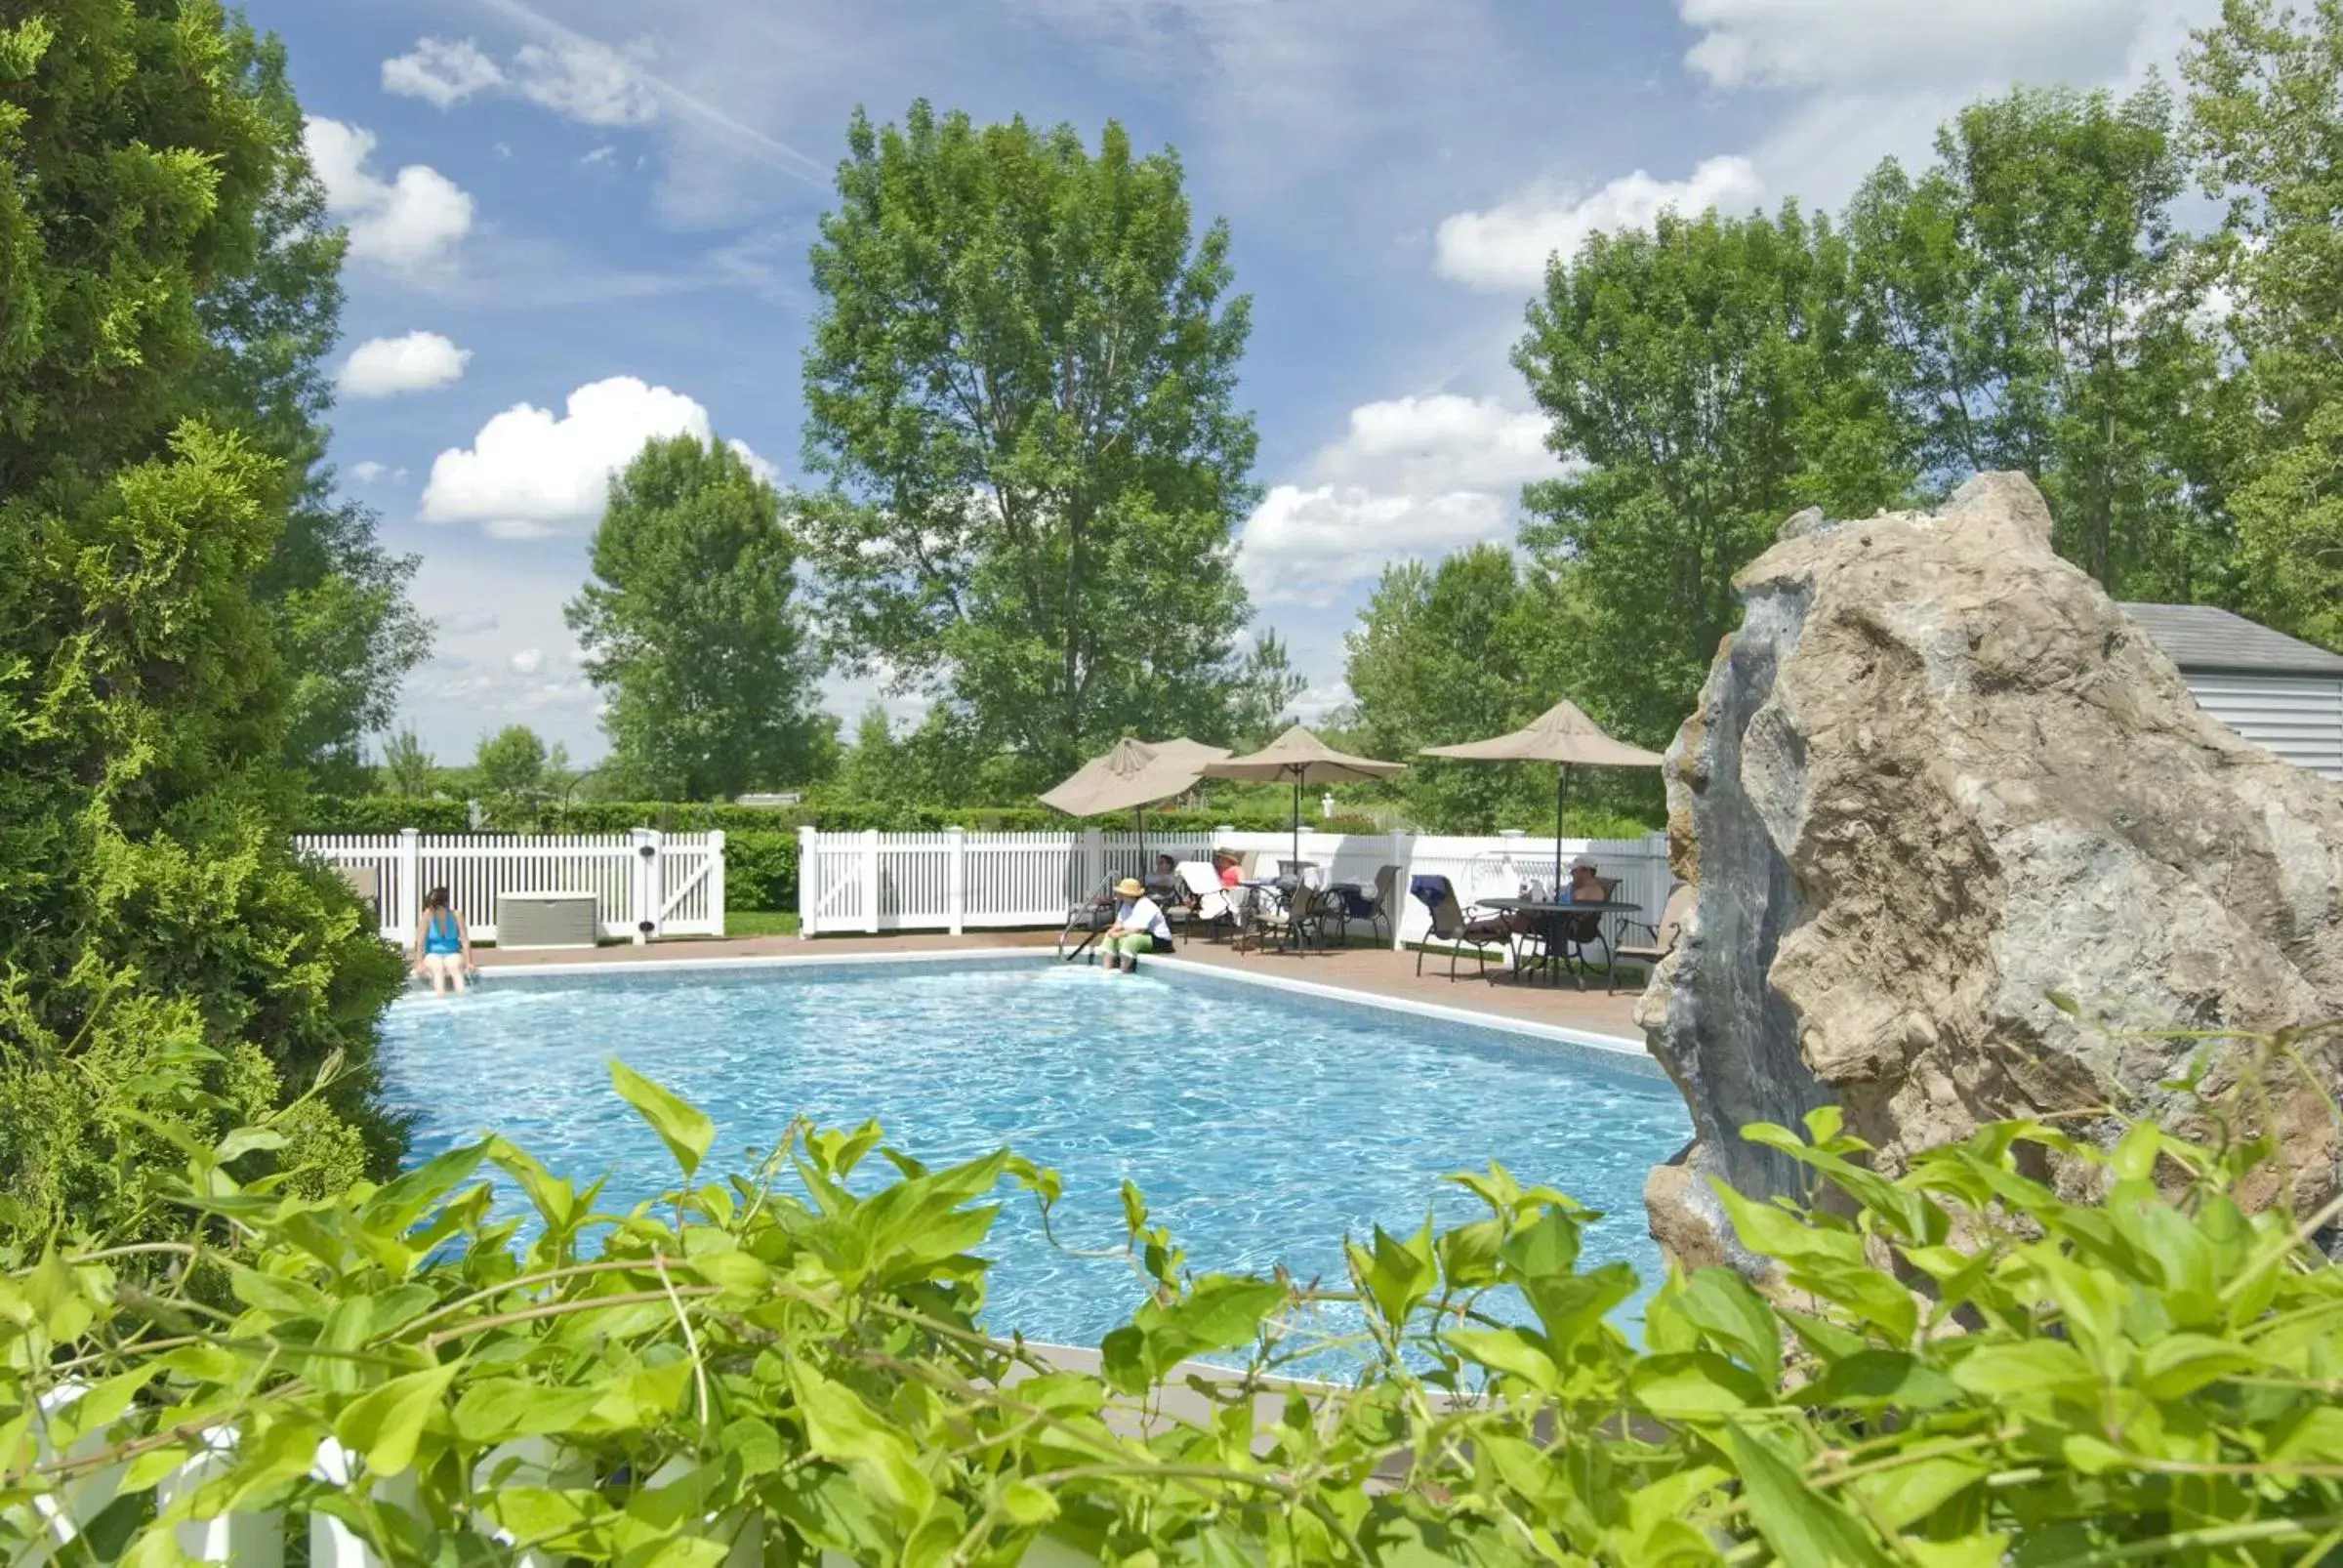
[380,957,1692,1351]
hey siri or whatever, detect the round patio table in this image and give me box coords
[1477,897,1643,991]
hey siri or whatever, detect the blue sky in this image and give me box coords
[252,0,2209,764]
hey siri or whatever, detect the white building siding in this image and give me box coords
[2185,672,2343,781]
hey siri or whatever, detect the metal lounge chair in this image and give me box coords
[1413,876,1513,980]
[1336,863,1401,947]
[1547,876,1622,982]
[1611,882,1694,993]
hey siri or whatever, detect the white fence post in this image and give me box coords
[707,829,727,937]
[797,824,818,937]
[395,828,421,942]
[862,828,882,935]
[630,828,662,943]
[946,825,966,936]
[1388,829,1414,951]
[1083,827,1104,895]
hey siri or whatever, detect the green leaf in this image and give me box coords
[1671,1266,1783,1385]
[608,1060,716,1180]
[1950,1339,2099,1403]
[1724,1424,1893,1568]
[214,1127,288,1162]
[1629,1351,1770,1421]
[1806,1350,1961,1410]
[1445,1327,1561,1391]
[333,1362,459,1476]
[789,1362,933,1521]
[999,1478,1058,1527]
[2137,1332,2261,1401]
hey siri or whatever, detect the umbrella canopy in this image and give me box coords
[1203,725,1405,872]
[1420,700,1662,890]
[1039,736,1228,818]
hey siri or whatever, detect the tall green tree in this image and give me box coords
[473,725,549,804]
[797,102,1270,773]
[2189,1,2343,648]
[1513,202,1903,744]
[0,0,403,1248]
[381,727,436,797]
[193,22,429,787]
[567,436,825,800]
[1848,82,2231,599]
[1340,548,1545,832]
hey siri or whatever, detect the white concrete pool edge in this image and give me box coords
[1141,955,1654,1065]
[465,946,1657,1066]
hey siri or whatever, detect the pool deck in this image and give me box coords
[473,928,1652,1051]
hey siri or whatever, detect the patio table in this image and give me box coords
[1479,897,1642,991]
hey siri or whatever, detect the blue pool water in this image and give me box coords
[381,960,1691,1352]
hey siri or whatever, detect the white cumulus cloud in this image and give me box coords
[382,37,505,106]
[509,647,546,676]
[1435,155,1763,291]
[726,438,780,486]
[1237,394,1569,606]
[513,40,659,127]
[303,118,473,275]
[420,376,770,539]
[338,331,472,398]
[1678,0,2153,90]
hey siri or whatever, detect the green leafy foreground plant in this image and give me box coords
[3,1057,2340,1566]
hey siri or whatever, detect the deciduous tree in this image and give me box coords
[2189,0,2343,648]
[1848,83,2231,600]
[1513,202,1902,745]
[798,102,1271,773]
[568,436,825,800]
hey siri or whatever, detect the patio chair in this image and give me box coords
[1545,875,1623,980]
[1336,863,1401,947]
[1242,871,1330,955]
[1413,876,1513,980]
[1173,860,1239,938]
[1611,882,1694,993]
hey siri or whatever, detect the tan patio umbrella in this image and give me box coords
[1202,724,1406,873]
[1039,736,1231,874]
[1421,699,1662,891]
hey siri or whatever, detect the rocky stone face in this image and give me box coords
[1640,472,2343,1264]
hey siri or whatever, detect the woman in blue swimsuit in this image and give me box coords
[411,886,473,995]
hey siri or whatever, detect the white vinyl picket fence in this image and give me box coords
[797,824,1674,947]
[294,830,725,945]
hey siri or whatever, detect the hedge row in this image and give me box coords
[299,796,1388,838]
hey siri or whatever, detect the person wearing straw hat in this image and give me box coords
[1103,876,1173,972]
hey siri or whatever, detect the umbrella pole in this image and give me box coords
[1135,806,1145,883]
[1291,773,1302,876]
[1554,767,1570,892]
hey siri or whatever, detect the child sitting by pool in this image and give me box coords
[1102,876,1173,973]
[410,886,474,995]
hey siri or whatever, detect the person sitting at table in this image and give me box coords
[1211,849,1243,888]
[1564,855,1604,904]
[1103,876,1174,973]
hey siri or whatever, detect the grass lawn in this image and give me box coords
[724,910,800,937]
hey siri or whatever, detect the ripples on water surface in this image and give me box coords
[383,960,1691,1351]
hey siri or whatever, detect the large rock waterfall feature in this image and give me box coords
[1640,473,2343,1267]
